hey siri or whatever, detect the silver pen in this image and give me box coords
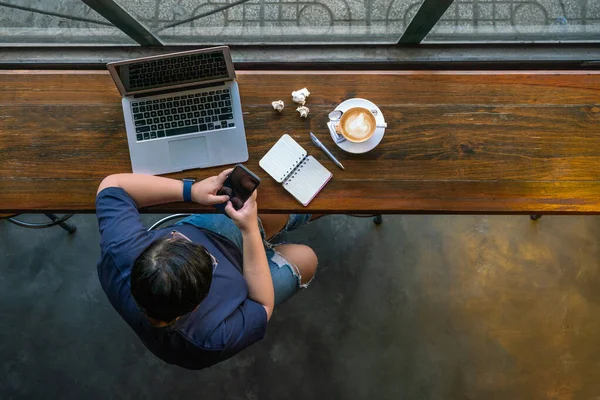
[309,132,345,170]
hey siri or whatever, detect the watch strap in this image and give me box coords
[182,179,195,202]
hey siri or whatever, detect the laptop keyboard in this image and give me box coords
[131,89,234,142]
[128,52,228,91]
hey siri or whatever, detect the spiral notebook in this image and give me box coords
[259,134,333,206]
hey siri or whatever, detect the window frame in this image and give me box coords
[0,0,599,67]
[1,44,598,69]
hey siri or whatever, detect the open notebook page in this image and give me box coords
[259,134,307,183]
[283,156,333,206]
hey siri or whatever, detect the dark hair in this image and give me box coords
[131,238,213,323]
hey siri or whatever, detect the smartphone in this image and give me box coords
[214,164,261,214]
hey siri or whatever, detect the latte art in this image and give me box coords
[338,107,377,143]
[343,112,374,139]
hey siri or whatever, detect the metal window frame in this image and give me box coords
[1,44,599,69]
[0,0,599,66]
[78,0,451,45]
[80,0,163,46]
[399,0,454,44]
[0,1,113,26]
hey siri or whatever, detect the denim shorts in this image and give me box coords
[176,214,312,306]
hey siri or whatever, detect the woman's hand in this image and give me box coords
[191,168,233,205]
[225,190,259,233]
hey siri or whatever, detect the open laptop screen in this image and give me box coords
[114,49,230,94]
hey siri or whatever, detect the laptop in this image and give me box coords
[107,46,248,175]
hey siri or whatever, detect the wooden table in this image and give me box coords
[1,70,600,214]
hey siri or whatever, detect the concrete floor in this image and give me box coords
[2,213,600,399]
[1,0,597,44]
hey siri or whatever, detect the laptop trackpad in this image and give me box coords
[169,136,209,169]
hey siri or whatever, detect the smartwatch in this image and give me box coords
[182,178,195,202]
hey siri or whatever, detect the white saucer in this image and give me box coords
[329,98,386,154]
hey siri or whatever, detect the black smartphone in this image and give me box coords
[214,164,261,214]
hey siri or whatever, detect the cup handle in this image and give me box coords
[376,122,387,128]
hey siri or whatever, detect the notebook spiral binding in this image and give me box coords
[284,158,309,185]
[281,154,307,182]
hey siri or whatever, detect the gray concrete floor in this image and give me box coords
[2,213,600,398]
[1,0,597,44]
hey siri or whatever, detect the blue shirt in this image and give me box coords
[96,187,267,370]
